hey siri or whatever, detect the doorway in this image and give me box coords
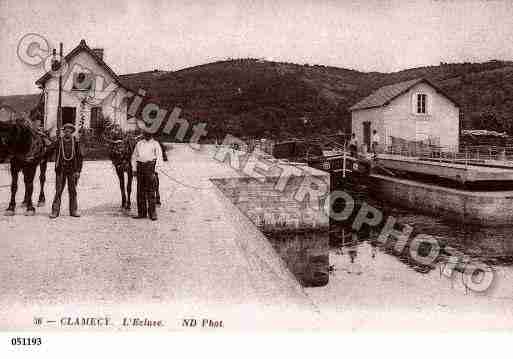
[90,107,101,129]
[363,121,371,152]
[61,107,76,126]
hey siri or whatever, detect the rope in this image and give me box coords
[156,167,211,191]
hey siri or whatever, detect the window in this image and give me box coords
[416,94,427,114]
[72,72,94,91]
[90,107,102,129]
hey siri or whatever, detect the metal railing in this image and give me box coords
[382,144,513,167]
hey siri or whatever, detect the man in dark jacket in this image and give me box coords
[50,123,83,218]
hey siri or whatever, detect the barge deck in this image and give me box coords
[377,154,513,184]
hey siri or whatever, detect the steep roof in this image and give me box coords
[350,78,458,111]
[35,39,130,90]
[0,93,41,115]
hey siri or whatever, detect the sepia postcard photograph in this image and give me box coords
[1,0,513,354]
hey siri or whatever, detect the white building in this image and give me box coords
[350,78,460,152]
[36,40,137,135]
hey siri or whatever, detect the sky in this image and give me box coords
[1,0,513,95]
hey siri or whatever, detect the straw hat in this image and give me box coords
[62,123,76,131]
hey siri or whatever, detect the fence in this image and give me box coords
[237,135,513,168]
[382,142,513,166]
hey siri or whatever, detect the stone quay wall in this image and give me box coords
[211,172,330,287]
[371,174,513,226]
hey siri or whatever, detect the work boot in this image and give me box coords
[70,212,81,217]
[25,208,36,216]
[49,212,59,219]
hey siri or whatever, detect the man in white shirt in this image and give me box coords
[131,124,163,220]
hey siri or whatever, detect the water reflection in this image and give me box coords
[330,182,513,277]
[373,203,513,266]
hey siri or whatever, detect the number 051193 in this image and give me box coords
[10,337,42,346]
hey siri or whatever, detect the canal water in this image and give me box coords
[263,175,513,295]
[326,177,513,297]
[331,180,513,266]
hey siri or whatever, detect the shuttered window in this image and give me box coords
[417,94,427,114]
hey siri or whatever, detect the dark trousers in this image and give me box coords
[372,142,378,155]
[136,161,156,217]
[51,170,78,215]
[349,144,358,158]
[155,172,160,204]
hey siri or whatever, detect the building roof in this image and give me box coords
[35,39,131,91]
[0,93,41,115]
[349,78,458,111]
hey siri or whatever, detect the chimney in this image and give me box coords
[92,48,104,61]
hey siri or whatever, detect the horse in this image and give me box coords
[105,134,136,211]
[0,119,55,216]
[101,125,168,212]
[107,135,168,211]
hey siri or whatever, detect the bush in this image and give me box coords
[78,128,110,160]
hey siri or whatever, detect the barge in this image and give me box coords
[272,139,371,185]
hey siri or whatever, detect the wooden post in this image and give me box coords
[56,42,63,138]
[342,148,346,178]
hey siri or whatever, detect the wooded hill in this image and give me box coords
[119,59,513,141]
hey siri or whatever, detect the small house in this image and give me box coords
[350,78,460,153]
[35,40,136,135]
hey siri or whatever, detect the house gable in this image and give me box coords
[42,50,120,96]
[35,40,129,91]
[39,40,135,134]
[382,82,460,149]
[384,82,459,117]
[350,78,459,112]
